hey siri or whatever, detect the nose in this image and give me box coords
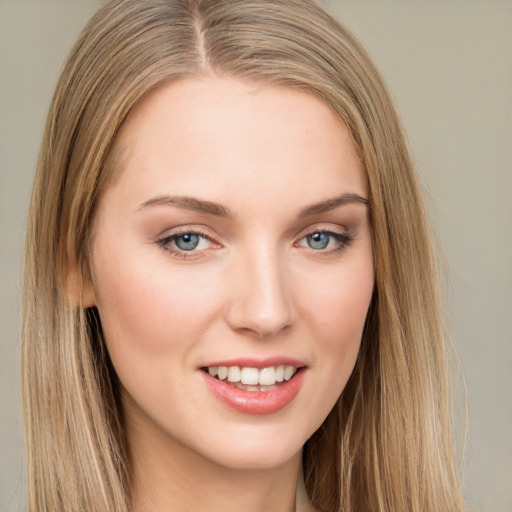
[224,246,295,339]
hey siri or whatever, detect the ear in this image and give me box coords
[66,251,97,308]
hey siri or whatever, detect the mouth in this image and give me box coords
[201,364,299,392]
[200,361,306,414]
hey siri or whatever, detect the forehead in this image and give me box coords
[105,76,367,215]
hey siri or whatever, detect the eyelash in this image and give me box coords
[155,229,214,259]
[155,228,354,259]
[298,229,354,254]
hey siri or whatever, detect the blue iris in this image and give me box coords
[175,233,200,251]
[307,232,330,250]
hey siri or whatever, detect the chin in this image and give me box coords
[183,420,313,471]
[207,441,303,471]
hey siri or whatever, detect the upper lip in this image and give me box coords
[200,356,307,369]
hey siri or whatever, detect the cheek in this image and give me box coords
[90,240,218,368]
[299,258,373,393]
[303,260,373,341]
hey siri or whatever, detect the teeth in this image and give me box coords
[259,367,276,386]
[217,366,228,380]
[284,365,296,381]
[227,366,241,382]
[206,365,298,386]
[240,367,259,385]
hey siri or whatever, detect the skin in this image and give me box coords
[81,77,374,512]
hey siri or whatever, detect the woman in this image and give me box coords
[22,0,465,511]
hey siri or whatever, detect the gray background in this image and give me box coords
[1,1,510,511]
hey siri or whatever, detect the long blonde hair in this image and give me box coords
[22,0,465,510]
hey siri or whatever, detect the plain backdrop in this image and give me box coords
[1,1,511,511]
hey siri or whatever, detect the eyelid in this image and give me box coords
[154,225,221,258]
[154,223,210,239]
[296,223,350,240]
[295,225,354,252]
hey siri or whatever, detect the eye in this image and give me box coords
[297,230,353,252]
[156,230,214,255]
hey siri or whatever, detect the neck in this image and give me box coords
[125,402,301,512]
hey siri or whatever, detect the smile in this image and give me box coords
[200,361,306,415]
[205,365,298,390]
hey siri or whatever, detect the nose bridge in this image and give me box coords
[226,241,294,338]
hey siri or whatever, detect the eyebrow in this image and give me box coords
[298,193,369,217]
[138,195,232,217]
[137,192,369,218]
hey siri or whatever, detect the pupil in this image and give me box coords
[176,234,199,251]
[308,232,329,250]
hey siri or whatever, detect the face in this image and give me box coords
[85,77,374,470]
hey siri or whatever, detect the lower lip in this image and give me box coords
[201,368,306,415]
